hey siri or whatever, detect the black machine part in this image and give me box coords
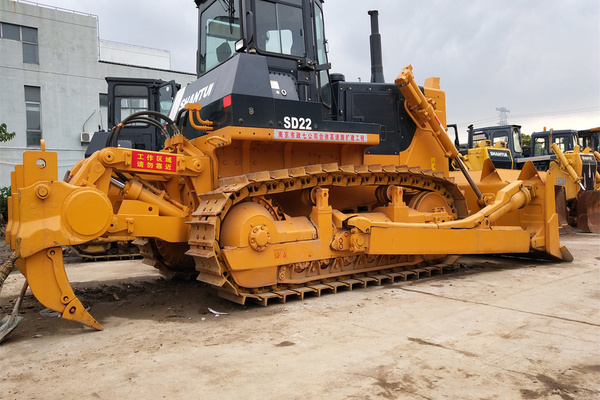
[85,78,180,157]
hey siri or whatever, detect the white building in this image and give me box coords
[0,0,196,186]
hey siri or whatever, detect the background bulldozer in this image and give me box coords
[454,124,599,233]
[5,0,571,331]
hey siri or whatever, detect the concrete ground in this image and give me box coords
[0,233,598,399]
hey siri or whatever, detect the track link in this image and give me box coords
[217,255,460,306]
[69,243,141,261]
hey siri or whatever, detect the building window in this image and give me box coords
[25,86,42,147]
[99,93,108,108]
[21,26,38,64]
[1,22,20,41]
[1,22,39,64]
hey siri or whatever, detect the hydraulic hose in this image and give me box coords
[395,65,487,206]
[105,111,180,148]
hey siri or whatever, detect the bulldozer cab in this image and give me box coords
[195,0,331,106]
[109,78,178,126]
[468,125,523,156]
[85,78,180,156]
[578,128,600,152]
[107,78,180,149]
[531,130,579,157]
[527,129,579,171]
[462,125,522,169]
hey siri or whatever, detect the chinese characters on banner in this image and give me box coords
[274,130,368,143]
[131,151,177,172]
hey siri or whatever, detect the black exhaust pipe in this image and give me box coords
[368,10,385,83]
[468,124,474,149]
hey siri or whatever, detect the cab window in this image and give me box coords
[199,1,241,75]
[314,2,331,107]
[553,135,574,152]
[533,137,548,156]
[256,1,305,57]
[114,85,149,125]
[492,131,508,146]
[512,127,522,153]
[158,83,176,115]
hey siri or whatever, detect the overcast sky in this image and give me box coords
[40,0,599,139]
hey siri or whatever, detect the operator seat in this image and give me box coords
[216,42,232,63]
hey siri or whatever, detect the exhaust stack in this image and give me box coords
[368,10,385,83]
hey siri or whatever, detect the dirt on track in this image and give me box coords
[0,233,599,400]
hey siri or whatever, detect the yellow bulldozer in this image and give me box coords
[5,1,572,331]
[452,124,600,233]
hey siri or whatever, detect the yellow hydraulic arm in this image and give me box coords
[395,65,487,206]
[550,143,586,191]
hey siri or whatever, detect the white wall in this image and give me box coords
[99,40,171,70]
[0,0,196,187]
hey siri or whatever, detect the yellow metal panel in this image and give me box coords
[367,227,531,254]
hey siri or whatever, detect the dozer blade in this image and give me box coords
[16,247,103,331]
[576,190,600,233]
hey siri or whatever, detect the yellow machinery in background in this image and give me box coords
[455,124,599,233]
[546,143,599,232]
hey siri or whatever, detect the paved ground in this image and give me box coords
[0,233,598,399]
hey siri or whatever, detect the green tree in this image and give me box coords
[0,186,10,223]
[0,123,16,143]
[521,133,531,147]
[0,123,15,223]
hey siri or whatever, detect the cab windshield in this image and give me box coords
[533,133,576,156]
[553,134,576,152]
[199,0,241,75]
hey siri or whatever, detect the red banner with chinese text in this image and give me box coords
[131,151,177,173]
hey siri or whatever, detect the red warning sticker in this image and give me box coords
[131,151,177,172]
